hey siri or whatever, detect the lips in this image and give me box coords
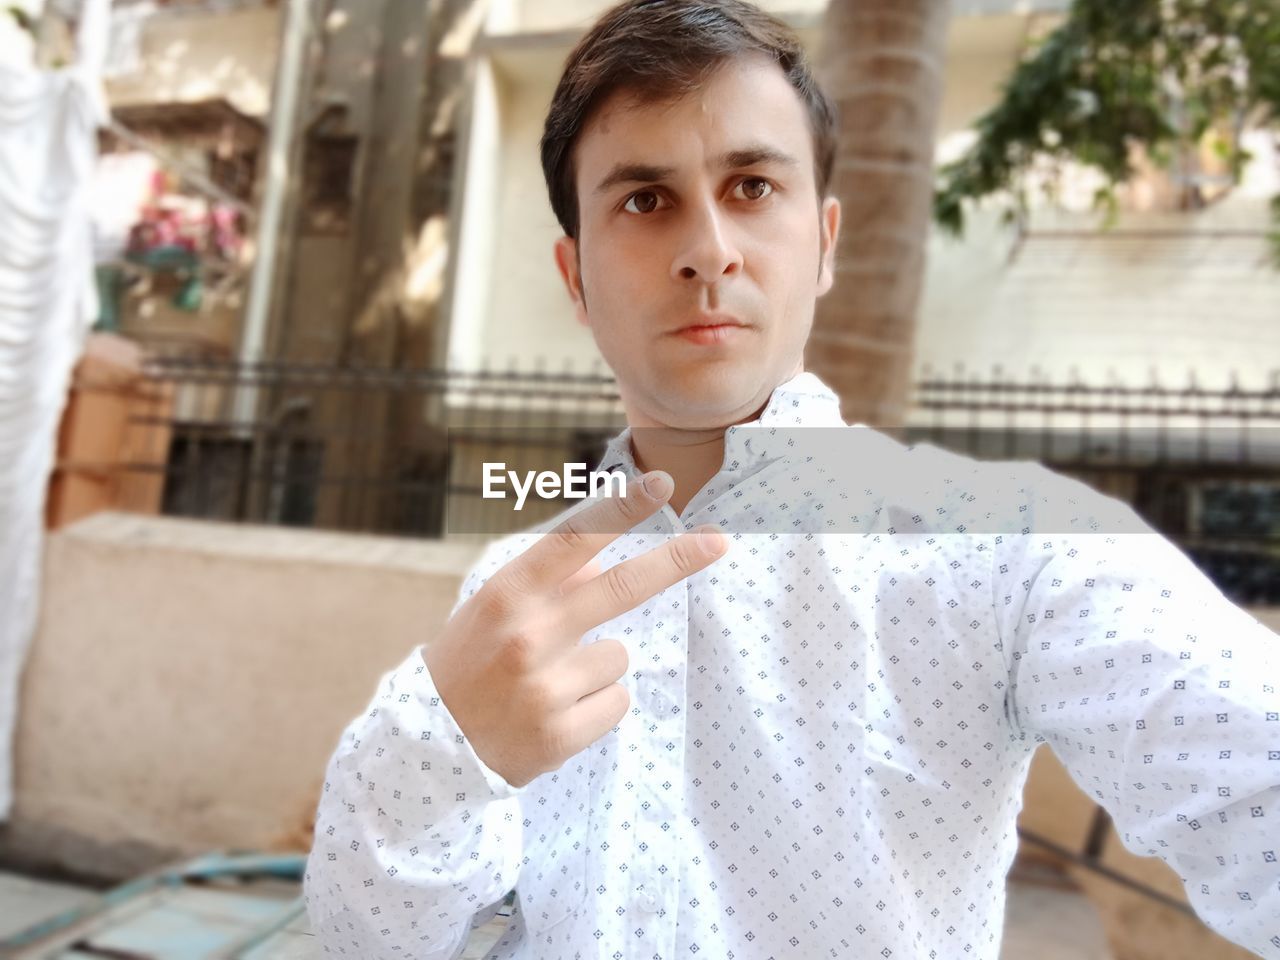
[671,319,751,346]
[670,314,748,335]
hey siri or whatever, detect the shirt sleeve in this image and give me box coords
[304,545,525,959]
[990,464,1280,958]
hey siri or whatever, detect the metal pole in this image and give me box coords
[233,0,312,428]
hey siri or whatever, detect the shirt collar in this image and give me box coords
[598,370,846,479]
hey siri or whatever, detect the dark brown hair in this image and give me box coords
[540,0,838,239]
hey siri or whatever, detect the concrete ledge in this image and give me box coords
[57,511,490,574]
[2,513,484,882]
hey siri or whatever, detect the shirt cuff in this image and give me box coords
[411,645,527,803]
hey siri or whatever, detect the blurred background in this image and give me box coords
[0,0,1276,957]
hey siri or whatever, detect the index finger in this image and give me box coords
[494,469,675,597]
[557,526,725,638]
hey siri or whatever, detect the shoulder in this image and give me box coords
[851,430,1153,537]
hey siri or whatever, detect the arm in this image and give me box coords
[303,476,724,956]
[991,468,1280,958]
[303,549,525,960]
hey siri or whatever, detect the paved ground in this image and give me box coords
[0,871,99,940]
[0,869,1112,959]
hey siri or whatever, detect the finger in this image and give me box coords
[557,682,631,758]
[547,637,629,705]
[559,525,725,636]
[557,557,602,596]
[495,469,674,598]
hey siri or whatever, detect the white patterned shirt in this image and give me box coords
[304,370,1280,959]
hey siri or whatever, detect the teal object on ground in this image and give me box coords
[93,265,124,332]
[0,851,309,959]
[173,274,203,311]
[124,246,204,312]
[127,245,199,272]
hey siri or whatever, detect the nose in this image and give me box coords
[671,198,743,283]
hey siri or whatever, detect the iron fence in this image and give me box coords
[909,368,1280,605]
[113,358,1280,604]
[128,356,626,539]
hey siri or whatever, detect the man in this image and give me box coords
[303,2,1280,957]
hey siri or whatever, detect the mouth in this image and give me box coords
[669,315,752,346]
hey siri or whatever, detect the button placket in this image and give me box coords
[657,502,682,535]
[626,578,687,959]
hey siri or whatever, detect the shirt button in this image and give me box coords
[640,891,658,912]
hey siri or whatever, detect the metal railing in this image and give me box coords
[909,368,1280,605]
[109,357,1280,603]
[129,356,626,538]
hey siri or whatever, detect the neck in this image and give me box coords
[628,424,734,516]
[623,389,781,514]
[620,363,805,515]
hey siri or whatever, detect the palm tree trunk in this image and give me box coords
[808,0,952,428]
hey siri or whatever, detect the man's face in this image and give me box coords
[553,53,841,430]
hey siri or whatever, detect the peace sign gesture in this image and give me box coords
[423,471,726,788]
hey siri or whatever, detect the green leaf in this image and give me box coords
[932,0,1280,269]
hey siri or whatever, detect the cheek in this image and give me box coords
[759,227,820,302]
[756,203,820,263]
[582,238,662,308]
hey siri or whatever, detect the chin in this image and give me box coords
[647,367,770,425]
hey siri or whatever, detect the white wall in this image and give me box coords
[499,0,826,36]
[916,135,1280,392]
[104,6,280,117]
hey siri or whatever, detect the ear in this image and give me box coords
[554,235,590,326]
[816,196,841,297]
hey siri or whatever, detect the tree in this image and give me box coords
[934,0,1280,260]
[808,0,954,429]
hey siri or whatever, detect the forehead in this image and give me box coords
[573,54,817,188]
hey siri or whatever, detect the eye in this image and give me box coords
[622,190,668,215]
[733,177,773,201]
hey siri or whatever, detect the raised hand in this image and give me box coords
[422,471,725,788]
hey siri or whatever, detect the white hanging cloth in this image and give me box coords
[0,0,110,819]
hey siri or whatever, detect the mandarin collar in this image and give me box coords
[598,371,846,479]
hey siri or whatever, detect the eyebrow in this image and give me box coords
[592,144,801,196]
